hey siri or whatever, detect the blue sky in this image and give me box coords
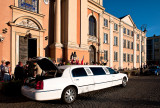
[103,0,160,37]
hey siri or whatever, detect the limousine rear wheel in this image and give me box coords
[62,86,77,104]
[122,77,127,87]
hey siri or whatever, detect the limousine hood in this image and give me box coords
[30,57,61,72]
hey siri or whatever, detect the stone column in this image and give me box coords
[109,17,113,68]
[144,35,147,65]
[139,32,142,68]
[133,29,137,68]
[55,0,63,47]
[119,22,123,69]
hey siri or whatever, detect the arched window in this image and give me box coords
[18,0,39,13]
[89,16,96,36]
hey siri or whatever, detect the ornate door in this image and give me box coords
[19,36,28,65]
[90,45,96,65]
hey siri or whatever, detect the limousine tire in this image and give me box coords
[121,77,127,87]
[61,86,77,104]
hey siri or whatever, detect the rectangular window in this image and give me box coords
[137,34,139,39]
[104,50,108,61]
[90,67,106,75]
[123,53,126,62]
[137,44,139,51]
[72,68,88,77]
[127,54,130,62]
[114,52,118,61]
[127,41,130,49]
[104,19,108,27]
[154,38,159,42]
[114,36,118,46]
[142,36,144,41]
[137,55,139,63]
[127,29,130,35]
[114,23,118,31]
[104,33,108,44]
[131,55,133,62]
[131,31,134,36]
[18,0,39,13]
[123,39,126,48]
[142,45,144,52]
[123,28,126,34]
[131,42,133,49]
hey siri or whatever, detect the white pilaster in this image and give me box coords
[55,0,63,47]
[80,0,88,49]
[133,29,137,68]
[144,35,147,65]
[119,22,123,69]
[109,17,113,68]
[68,0,78,48]
[140,32,142,68]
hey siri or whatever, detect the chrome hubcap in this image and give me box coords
[123,80,127,86]
[65,89,76,103]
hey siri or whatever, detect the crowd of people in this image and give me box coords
[0,60,43,82]
[0,58,108,82]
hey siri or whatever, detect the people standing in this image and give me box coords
[33,62,42,77]
[0,60,5,80]
[2,61,11,82]
[14,62,25,80]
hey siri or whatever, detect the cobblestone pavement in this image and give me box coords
[0,76,160,108]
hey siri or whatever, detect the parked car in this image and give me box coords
[21,57,128,104]
[149,66,160,76]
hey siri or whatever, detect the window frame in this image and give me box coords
[89,16,97,36]
[90,67,106,76]
[114,52,118,62]
[104,18,108,27]
[114,36,118,46]
[104,33,108,44]
[127,54,130,62]
[123,28,126,34]
[107,68,118,74]
[114,23,118,31]
[18,0,39,13]
[137,44,139,51]
[104,50,108,61]
[123,53,126,62]
[127,29,130,35]
[72,68,88,77]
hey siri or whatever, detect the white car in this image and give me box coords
[21,57,128,104]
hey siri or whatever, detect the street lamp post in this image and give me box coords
[140,24,147,75]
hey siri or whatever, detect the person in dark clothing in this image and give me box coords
[14,62,25,80]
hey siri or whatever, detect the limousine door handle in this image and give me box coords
[75,79,79,81]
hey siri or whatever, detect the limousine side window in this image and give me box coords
[72,68,88,77]
[107,68,117,74]
[90,67,106,75]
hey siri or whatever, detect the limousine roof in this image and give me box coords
[58,65,109,70]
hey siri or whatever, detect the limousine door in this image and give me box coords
[89,67,107,90]
[103,67,113,87]
[71,67,94,93]
[107,68,122,86]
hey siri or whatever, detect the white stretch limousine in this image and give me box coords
[21,57,128,104]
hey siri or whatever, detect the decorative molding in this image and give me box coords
[87,35,98,43]
[17,19,39,29]
[88,0,105,10]
[10,5,45,17]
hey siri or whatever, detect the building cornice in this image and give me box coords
[88,0,105,10]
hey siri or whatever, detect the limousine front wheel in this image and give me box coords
[122,77,127,87]
[62,86,77,104]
